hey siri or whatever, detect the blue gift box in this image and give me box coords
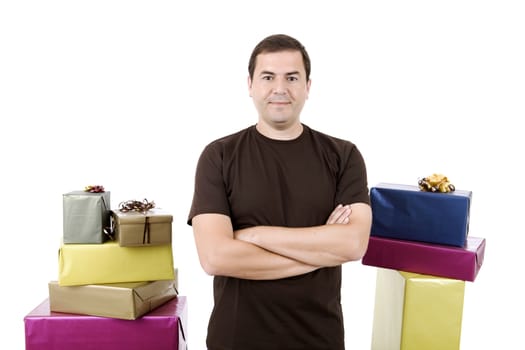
[370,183,472,247]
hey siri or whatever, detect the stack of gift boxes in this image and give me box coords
[23,188,188,350]
[362,182,486,350]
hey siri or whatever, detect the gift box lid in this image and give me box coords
[372,182,472,198]
[112,209,173,224]
[64,190,111,196]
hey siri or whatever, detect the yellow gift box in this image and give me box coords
[371,268,465,350]
[58,241,175,286]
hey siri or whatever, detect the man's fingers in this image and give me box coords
[326,204,352,224]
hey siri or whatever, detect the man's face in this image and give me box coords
[248,50,311,130]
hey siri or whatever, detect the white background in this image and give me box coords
[1,1,524,349]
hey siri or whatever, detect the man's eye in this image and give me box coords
[287,76,298,82]
[262,76,273,81]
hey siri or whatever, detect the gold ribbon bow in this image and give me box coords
[418,174,455,193]
[84,185,105,193]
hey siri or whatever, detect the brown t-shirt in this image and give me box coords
[188,124,370,350]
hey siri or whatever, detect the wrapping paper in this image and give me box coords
[370,183,472,247]
[371,268,465,350]
[63,191,111,244]
[112,209,173,247]
[49,274,178,319]
[58,241,175,286]
[362,236,486,281]
[24,296,187,350]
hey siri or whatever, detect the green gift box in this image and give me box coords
[63,191,111,244]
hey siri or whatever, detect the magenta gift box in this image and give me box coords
[24,296,187,350]
[362,236,485,282]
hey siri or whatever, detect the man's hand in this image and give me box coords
[326,204,351,224]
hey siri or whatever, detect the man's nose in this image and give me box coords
[272,78,287,94]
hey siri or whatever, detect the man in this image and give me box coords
[187,34,372,350]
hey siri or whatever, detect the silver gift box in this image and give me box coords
[63,191,111,243]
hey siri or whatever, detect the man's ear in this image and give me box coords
[306,79,312,99]
[247,76,252,97]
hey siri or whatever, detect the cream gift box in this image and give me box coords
[371,268,465,350]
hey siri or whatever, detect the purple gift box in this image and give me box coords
[362,236,486,282]
[24,296,187,350]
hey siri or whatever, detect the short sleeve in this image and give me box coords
[187,143,231,225]
[335,143,370,206]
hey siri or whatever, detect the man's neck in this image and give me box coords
[255,121,303,140]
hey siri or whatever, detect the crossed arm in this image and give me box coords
[191,203,372,280]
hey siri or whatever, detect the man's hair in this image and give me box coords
[248,34,311,81]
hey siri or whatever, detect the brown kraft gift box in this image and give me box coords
[48,277,178,320]
[111,209,172,247]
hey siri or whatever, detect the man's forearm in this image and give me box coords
[193,213,319,280]
[235,225,354,266]
[203,236,319,280]
[235,204,372,267]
